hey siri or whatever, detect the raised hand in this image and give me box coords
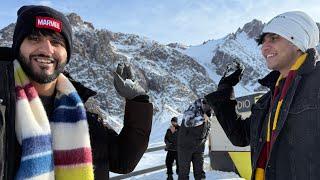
[113,63,146,100]
[219,61,244,87]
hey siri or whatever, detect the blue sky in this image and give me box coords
[1,0,320,45]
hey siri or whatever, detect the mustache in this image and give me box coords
[29,54,55,62]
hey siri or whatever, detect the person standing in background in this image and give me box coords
[164,117,180,180]
[178,98,211,180]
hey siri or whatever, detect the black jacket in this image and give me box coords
[164,126,179,151]
[0,52,153,180]
[177,120,210,150]
[205,51,320,179]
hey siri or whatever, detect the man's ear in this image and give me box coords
[289,42,303,56]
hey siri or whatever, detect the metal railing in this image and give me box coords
[110,145,166,180]
[110,145,209,180]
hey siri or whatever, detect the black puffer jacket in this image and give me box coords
[205,51,320,180]
[0,51,153,180]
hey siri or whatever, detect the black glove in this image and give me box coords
[205,61,244,106]
[218,61,244,90]
[113,63,146,100]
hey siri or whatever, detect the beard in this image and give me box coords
[18,53,67,84]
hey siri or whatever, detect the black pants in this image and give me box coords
[166,150,179,175]
[178,144,206,180]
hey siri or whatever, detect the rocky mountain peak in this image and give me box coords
[0,23,15,46]
[236,19,264,39]
[66,13,95,30]
[167,42,187,50]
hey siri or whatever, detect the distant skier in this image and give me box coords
[164,117,180,180]
[178,98,211,180]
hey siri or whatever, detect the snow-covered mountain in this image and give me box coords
[2,13,317,144]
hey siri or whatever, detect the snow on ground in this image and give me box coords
[110,141,243,180]
[112,156,243,180]
[128,169,243,180]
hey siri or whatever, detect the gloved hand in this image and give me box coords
[205,61,244,106]
[218,61,244,90]
[113,63,146,100]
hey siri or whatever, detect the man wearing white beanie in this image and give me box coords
[261,11,319,52]
[205,11,320,180]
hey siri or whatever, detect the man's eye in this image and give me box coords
[51,39,65,47]
[28,36,40,41]
[51,39,60,45]
[270,35,279,41]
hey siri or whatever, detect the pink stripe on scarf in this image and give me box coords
[24,83,38,101]
[16,83,38,101]
[16,86,27,100]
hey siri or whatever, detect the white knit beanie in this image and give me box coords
[263,11,319,52]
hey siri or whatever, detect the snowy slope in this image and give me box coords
[183,31,269,97]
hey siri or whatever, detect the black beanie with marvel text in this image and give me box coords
[12,5,72,62]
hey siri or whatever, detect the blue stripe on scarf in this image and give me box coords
[54,92,83,107]
[50,106,87,123]
[50,91,87,123]
[21,135,52,157]
[16,153,54,179]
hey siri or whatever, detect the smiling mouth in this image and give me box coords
[266,53,276,58]
[31,56,55,64]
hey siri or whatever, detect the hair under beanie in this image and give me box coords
[12,5,72,62]
[171,117,178,122]
[259,11,319,52]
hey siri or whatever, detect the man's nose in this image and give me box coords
[38,39,54,55]
[261,40,271,52]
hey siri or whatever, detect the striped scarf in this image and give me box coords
[14,60,94,180]
[255,53,307,180]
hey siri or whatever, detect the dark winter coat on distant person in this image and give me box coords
[165,126,179,151]
[177,98,211,180]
